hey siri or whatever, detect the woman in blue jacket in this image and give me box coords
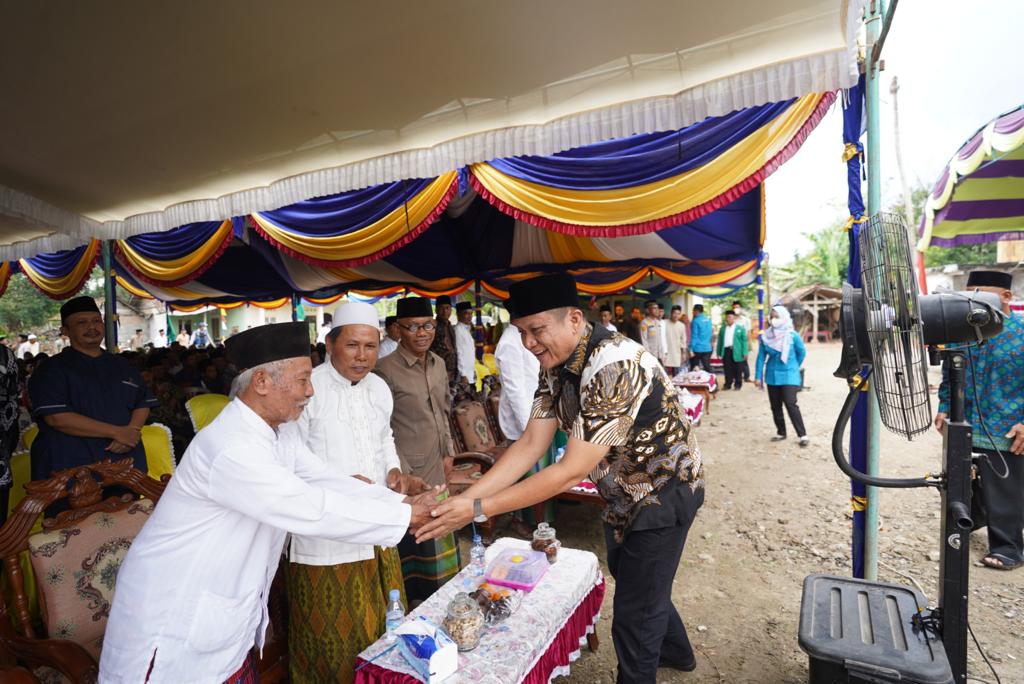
[754,305,809,446]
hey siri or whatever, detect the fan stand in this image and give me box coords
[935,348,972,683]
[800,350,977,684]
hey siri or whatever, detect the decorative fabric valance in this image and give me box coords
[116,219,234,286]
[18,240,100,299]
[470,93,833,235]
[250,172,459,267]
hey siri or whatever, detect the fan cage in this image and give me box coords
[858,213,932,439]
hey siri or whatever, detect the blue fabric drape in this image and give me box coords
[843,73,868,580]
[259,177,435,236]
[19,243,93,279]
[487,99,795,190]
[121,221,225,260]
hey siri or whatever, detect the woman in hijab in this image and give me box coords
[754,305,809,446]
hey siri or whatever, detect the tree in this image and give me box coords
[773,219,850,291]
[0,274,62,335]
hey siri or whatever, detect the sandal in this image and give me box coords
[981,553,1023,571]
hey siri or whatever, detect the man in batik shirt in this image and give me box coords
[418,273,705,683]
[935,270,1024,571]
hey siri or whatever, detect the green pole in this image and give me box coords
[101,240,117,353]
[863,0,886,582]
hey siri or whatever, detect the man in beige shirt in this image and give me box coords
[374,296,454,488]
[374,296,460,601]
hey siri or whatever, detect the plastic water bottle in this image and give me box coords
[470,534,487,581]
[385,589,404,643]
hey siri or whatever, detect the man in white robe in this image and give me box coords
[288,302,427,682]
[454,302,476,385]
[100,322,432,684]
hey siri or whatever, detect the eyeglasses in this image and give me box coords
[398,322,436,333]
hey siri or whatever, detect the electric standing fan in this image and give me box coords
[797,213,1005,684]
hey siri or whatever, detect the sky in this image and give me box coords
[764,0,1024,264]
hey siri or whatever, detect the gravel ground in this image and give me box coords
[492,342,1023,683]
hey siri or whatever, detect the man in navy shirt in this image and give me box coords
[28,296,158,480]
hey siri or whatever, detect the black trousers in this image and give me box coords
[767,384,806,437]
[741,357,751,381]
[973,448,1024,563]
[688,351,712,372]
[604,523,695,683]
[722,348,742,389]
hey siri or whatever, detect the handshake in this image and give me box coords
[352,468,470,538]
[404,487,450,534]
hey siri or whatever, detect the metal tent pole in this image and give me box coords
[101,240,117,353]
[863,0,887,581]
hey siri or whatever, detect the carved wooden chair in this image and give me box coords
[0,458,167,683]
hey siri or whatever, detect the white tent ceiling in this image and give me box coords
[0,0,862,260]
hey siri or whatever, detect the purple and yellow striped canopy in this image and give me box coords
[918,106,1024,249]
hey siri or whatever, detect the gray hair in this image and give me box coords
[229,359,289,399]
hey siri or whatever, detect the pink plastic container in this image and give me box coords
[484,548,550,592]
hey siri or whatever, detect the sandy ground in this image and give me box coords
[522,342,1023,683]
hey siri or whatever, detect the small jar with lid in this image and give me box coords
[531,522,560,564]
[442,592,485,651]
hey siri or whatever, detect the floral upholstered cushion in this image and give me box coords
[27,499,155,660]
[454,401,495,452]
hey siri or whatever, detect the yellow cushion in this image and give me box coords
[141,424,175,481]
[185,394,230,433]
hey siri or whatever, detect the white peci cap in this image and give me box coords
[332,301,379,330]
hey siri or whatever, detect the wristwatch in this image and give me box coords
[473,499,488,523]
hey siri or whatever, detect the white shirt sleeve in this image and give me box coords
[207,441,410,547]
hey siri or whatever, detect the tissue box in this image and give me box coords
[395,616,458,683]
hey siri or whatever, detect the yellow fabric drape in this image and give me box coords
[651,261,756,287]
[545,233,609,264]
[304,293,346,306]
[18,240,100,298]
[115,275,156,299]
[0,262,11,296]
[251,172,458,262]
[250,298,291,310]
[117,220,233,282]
[169,302,209,313]
[471,94,823,227]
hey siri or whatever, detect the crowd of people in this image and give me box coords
[0,269,1020,684]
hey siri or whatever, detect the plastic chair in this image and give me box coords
[184,393,230,433]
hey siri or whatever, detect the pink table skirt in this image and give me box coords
[354,579,605,684]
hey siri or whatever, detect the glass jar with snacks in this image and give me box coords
[531,522,560,563]
[442,592,485,651]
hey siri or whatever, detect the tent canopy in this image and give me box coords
[4,91,838,303]
[0,0,861,259]
[917,105,1024,249]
